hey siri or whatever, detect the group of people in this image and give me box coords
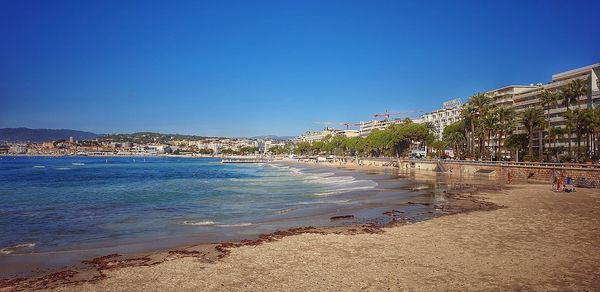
[552,171,576,193]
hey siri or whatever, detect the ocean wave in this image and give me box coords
[178,220,216,226]
[33,165,45,168]
[274,208,294,214]
[72,163,85,166]
[293,199,352,205]
[216,222,253,227]
[0,243,36,254]
[311,191,338,197]
[312,176,356,184]
[56,167,72,170]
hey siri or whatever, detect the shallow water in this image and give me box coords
[0,156,491,277]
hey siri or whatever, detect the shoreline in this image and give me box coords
[0,162,506,290]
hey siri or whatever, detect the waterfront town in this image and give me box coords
[2,62,600,162]
[3,1,600,290]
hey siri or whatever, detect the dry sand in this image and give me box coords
[15,184,595,291]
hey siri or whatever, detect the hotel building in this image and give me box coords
[296,127,360,142]
[419,99,463,139]
[511,63,600,156]
[358,119,399,137]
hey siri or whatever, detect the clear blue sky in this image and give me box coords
[1,0,599,137]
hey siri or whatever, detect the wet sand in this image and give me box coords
[3,166,600,290]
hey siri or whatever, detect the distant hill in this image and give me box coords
[251,135,295,141]
[0,128,98,143]
[101,132,217,144]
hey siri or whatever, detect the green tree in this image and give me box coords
[445,132,466,159]
[460,104,476,157]
[461,93,494,159]
[431,140,448,158]
[505,133,528,162]
[592,106,600,159]
[240,146,258,155]
[387,123,432,158]
[365,129,391,157]
[294,142,311,155]
[564,108,593,161]
[540,89,559,158]
[480,109,499,160]
[520,106,545,160]
[311,141,325,155]
[561,79,590,156]
[268,145,287,155]
[495,106,517,160]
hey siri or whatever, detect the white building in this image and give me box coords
[258,140,286,153]
[296,127,361,142]
[358,119,403,137]
[419,98,463,139]
[296,127,338,143]
[511,63,600,156]
[9,144,28,154]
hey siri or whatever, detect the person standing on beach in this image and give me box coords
[507,170,513,184]
[552,170,558,191]
[557,175,563,192]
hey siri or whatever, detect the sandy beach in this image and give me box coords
[3,173,599,291]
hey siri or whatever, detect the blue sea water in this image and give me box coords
[0,156,378,256]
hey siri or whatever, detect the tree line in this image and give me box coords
[293,121,433,157]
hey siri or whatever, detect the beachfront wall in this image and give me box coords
[401,160,600,184]
[318,157,600,185]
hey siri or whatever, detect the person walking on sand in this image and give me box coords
[507,170,513,184]
[557,175,563,192]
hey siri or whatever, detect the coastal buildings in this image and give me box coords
[358,119,401,137]
[291,62,600,161]
[295,127,359,142]
[511,63,600,156]
[258,140,286,153]
[419,98,463,140]
[8,144,27,154]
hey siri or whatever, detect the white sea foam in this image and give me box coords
[179,220,216,226]
[33,165,45,168]
[0,243,36,254]
[56,167,72,170]
[216,223,253,227]
[293,199,352,205]
[274,208,294,214]
[72,163,85,166]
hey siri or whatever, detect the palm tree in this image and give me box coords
[565,108,593,161]
[548,126,565,161]
[561,79,590,156]
[460,103,477,158]
[520,106,545,159]
[540,89,559,157]
[480,110,498,160]
[465,93,494,159]
[561,79,588,110]
[495,106,517,160]
[446,132,466,159]
[593,107,600,158]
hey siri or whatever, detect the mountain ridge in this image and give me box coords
[0,128,99,143]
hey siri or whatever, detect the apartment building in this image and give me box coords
[419,98,463,139]
[357,119,403,137]
[296,127,361,142]
[512,63,600,155]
